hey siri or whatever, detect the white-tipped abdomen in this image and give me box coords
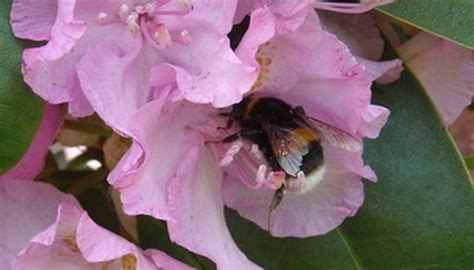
[297,165,326,194]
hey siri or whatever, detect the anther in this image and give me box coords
[218,141,243,167]
[96,12,108,25]
[127,13,140,34]
[119,4,131,20]
[154,24,173,48]
[179,0,193,10]
[250,144,263,159]
[266,171,286,190]
[255,165,267,187]
[180,30,192,44]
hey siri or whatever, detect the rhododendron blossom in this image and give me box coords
[11,0,255,118]
[0,177,190,269]
[9,0,405,268]
[76,2,400,267]
[398,32,474,125]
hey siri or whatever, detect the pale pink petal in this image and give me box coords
[14,203,183,269]
[236,0,312,35]
[235,7,275,66]
[399,32,474,124]
[108,98,204,221]
[243,12,322,93]
[318,11,384,60]
[356,57,403,84]
[21,0,85,99]
[223,143,367,237]
[144,249,193,269]
[0,179,78,269]
[10,0,57,41]
[163,33,255,108]
[276,28,388,139]
[3,104,62,180]
[21,1,131,117]
[319,11,403,83]
[76,37,151,135]
[77,213,157,269]
[167,148,260,269]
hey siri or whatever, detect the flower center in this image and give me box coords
[96,0,193,49]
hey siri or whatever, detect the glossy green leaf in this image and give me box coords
[377,0,474,49]
[0,1,44,174]
[137,216,215,269]
[226,46,474,269]
[465,156,474,170]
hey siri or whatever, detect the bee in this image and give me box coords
[220,95,361,231]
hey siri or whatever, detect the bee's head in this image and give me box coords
[229,95,253,123]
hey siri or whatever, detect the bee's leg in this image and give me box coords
[217,118,234,130]
[268,185,287,234]
[294,106,306,115]
[222,133,240,143]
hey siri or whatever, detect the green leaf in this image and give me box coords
[0,1,44,174]
[465,156,474,170]
[226,42,474,269]
[377,0,474,49]
[137,216,215,269]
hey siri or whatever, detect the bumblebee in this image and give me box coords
[221,95,360,230]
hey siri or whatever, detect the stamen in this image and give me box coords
[266,171,286,190]
[218,141,243,167]
[127,13,140,34]
[119,4,131,20]
[179,0,193,10]
[154,24,173,48]
[291,171,305,191]
[96,12,108,25]
[250,144,263,159]
[254,165,267,188]
[180,30,192,44]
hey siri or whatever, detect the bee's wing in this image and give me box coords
[303,117,362,152]
[259,121,310,177]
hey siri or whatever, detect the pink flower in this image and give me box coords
[13,203,191,270]
[398,32,474,125]
[2,104,62,180]
[11,0,256,118]
[0,177,77,268]
[87,3,393,267]
[0,177,190,269]
[10,0,400,267]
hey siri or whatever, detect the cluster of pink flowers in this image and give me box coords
[2,0,472,268]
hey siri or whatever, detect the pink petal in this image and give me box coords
[10,0,57,41]
[356,57,403,84]
[318,11,403,84]
[77,213,158,269]
[223,143,367,237]
[241,11,322,93]
[0,179,78,269]
[14,203,184,269]
[108,98,204,221]
[278,28,389,139]
[3,104,62,180]
[318,11,384,60]
[144,250,193,270]
[167,148,260,269]
[235,7,275,66]
[163,32,255,108]
[399,32,474,124]
[76,36,149,135]
[20,0,92,117]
